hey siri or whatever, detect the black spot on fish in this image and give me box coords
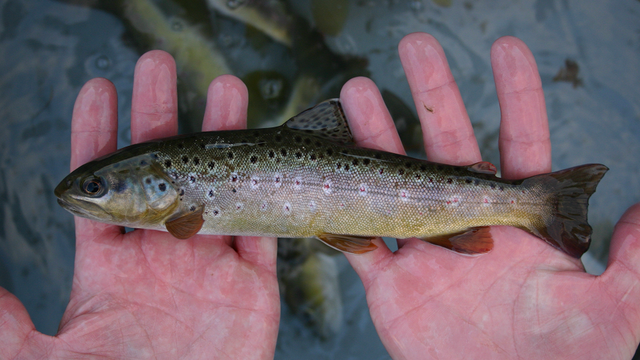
[295,152,302,159]
[363,158,370,166]
[115,181,127,192]
[158,183,166,192]
[474,180,480,186]
[200,144,206,150]
[140,160,148,166]
[165,160,172,168]
[404,162,412,169]
[177,143,185,149]
[268,150,275,159]
[182,155,189,164]
[465,179,472,184]
[447,178,453,184]
[490,184,496,189]
[310,154,317,161]
[398,169,405,176]
[145,178,152,185]
[250,155,258,164]
[420,164,427,171]
[190,206,196,212]
[499,186,504,191]
[326,149,334,156]
[179,189,185,196]
[189,176,196,183]
[379,168,384,175]
[227,152,234,160]
[232,188,237,193]
[336,162,342,170]
[213,209,219,216]
[208,190,214,198]
[344,164,350,172]
[208,161,215,170]
[415,174,421,180]
[193,157,200,166]
[231,175,238,182]
[352,159,359,166]
[151,153,158,159]
[280,149,287,157]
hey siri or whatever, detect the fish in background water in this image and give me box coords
[55,99,608,258]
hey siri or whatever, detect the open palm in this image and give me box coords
[1,51,279,359]
[340,34,640,359]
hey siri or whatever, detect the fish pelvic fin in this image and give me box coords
[165,206,205,239]
[523,164,609,258]
[420,226,494,255]
[316,233,378,254]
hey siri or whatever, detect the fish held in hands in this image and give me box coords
[55,99,608,258]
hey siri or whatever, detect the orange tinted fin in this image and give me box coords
[420,227,494,255]
[165,206,205,239]
[467,161,497,175]
[316,233,378,254]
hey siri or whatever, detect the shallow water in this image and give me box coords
[0,0,638,357]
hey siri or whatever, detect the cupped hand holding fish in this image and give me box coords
[0,52,279,359]
[341,34,640,359]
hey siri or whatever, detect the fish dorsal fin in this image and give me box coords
[316,233,378,254]
[467,161,497,175]
[420,226,493,255]
[165,206,204,239]
[284,99,354,144]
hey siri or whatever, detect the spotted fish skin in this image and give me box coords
[55,100,608,258]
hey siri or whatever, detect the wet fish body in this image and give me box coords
[55,100,608,258]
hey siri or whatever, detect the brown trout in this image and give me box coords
[55,99,608,258]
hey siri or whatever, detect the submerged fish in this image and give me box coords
[55,100,608,258]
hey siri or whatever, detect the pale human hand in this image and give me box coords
[0,51,279,359]
[340,33,640,359]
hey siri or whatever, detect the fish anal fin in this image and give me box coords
[421,227,493,255]
[467,161,497,175]
[165,206,204,239]
[316,233,378,254]
[284,99,354,144]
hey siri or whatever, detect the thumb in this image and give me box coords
[0,287,53,357]
[602,203,640,344]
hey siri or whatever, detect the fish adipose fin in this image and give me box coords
[165,206,205,239]
[283,99,354,144]
[421,227,494,255]
[316,233,378,254]
[523,164,609,258]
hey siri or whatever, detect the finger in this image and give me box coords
[203,75,248,131]
[602,203,640,327]
[398,32,481,165]
[0,288,51,356]
[203,76,277,267]
[71,78,122,240]
[131,50,178,144]
[339,77,397,281]
[491,36,551,179]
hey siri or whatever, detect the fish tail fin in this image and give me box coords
[524,164,608,258]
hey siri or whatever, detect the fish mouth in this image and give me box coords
[56,196,109,221]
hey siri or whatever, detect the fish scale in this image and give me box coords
[55,99,608,258]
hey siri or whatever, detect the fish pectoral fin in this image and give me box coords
[165,206,205,239]
[420,227,494,255]
[316,233,378,254]
[467,161,497,175]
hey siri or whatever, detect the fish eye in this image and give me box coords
[82,177,105,196]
